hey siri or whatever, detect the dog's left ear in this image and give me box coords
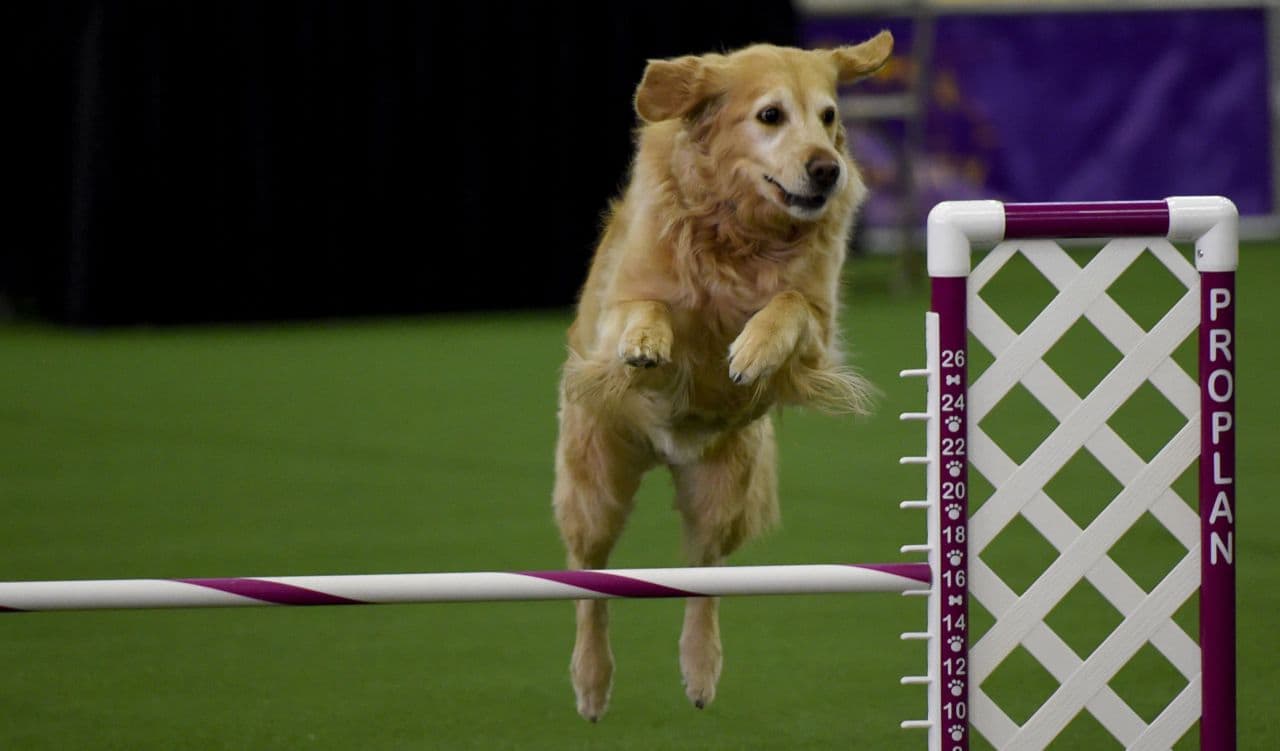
[635,55,717,123]
[830,30,894,83]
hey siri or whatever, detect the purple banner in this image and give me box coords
[805,9,1272,226]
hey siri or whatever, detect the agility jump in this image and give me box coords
[0,197,1237,750]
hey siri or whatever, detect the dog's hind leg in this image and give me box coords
[553,403,648,722]
[671,417,779,710]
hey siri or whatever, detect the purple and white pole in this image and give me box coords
[0,564,931,612]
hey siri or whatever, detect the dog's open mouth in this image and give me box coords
[763,175,828,211]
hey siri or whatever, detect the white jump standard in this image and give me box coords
[914,196,1237,750]
[0,197,1238,750]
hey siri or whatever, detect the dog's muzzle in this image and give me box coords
[764,175,830,211]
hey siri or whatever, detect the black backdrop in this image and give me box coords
[10,1,798,325]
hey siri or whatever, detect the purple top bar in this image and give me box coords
[1003,201,1169,239]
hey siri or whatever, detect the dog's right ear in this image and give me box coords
[635,56,714,123]
[830,30,894,83]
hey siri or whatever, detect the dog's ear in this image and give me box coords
[635,55,716,123]
[830,30,894,83]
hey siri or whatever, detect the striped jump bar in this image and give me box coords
[0,563,932,612]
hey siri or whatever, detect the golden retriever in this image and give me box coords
[552,31,893,721]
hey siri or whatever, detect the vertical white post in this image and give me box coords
[899,313,942,750]
[925,311,944,751]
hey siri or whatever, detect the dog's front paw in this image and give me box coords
[618,323,672,369]
[728,319,795,385]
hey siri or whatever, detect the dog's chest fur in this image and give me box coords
[639,248,804,464]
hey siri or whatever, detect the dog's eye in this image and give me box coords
[757,106,783,125]
[821,107,837,126]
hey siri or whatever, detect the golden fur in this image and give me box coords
[552,32,893,721]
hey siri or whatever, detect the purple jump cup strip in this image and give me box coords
[933,274,969,751]
[177,578,366,606]
[850,562,932,583]
[1003,201,1170,239]
[1199,271,1236,750]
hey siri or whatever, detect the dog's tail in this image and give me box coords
[776,362,878,416]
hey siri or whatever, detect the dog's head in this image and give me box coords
[635,32,892,225]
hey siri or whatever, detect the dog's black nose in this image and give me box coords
[806,157,841,191]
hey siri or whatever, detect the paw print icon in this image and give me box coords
[945,416,961,433]
[948,635,964,653]
[949,679,965,697]
[946,459,963,478]
[945,503,962,521]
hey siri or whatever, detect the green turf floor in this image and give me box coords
[0,245,1274,749]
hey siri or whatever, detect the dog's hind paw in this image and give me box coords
[679,638,722,711]
[571,646,614,722]
[682,676,717,711]
[576,693,608,723]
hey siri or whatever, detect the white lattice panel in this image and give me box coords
[967,238,1202,750]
